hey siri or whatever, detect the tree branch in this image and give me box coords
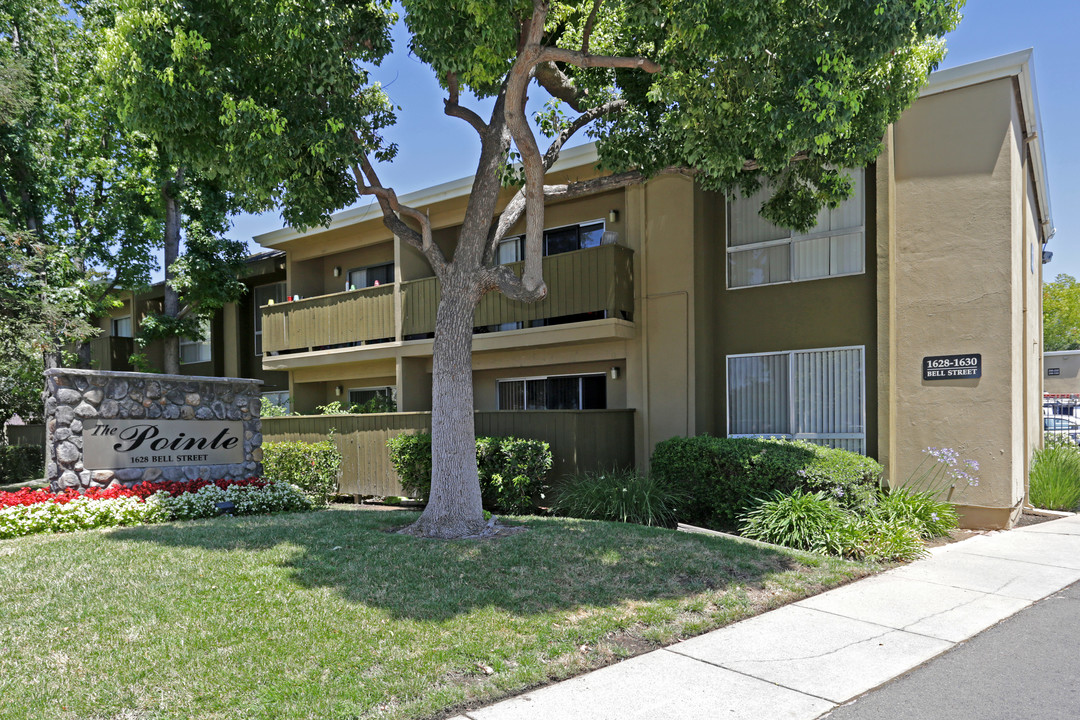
[501,0,551,296]
[538,47,661,74]
[489,99,627,258]
[347,141,448,276]
[533,61,587,112]
[580,0,603,55]
[444,72,488,136]
[542,166,698,202]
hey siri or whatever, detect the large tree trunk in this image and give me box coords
[161,182,181,375]
[407,276,487,538]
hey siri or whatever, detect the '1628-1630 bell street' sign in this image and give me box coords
[83,419,245,469]
[923,353,982,381]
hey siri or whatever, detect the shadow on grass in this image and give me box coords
[107,507,813,621]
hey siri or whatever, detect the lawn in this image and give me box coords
[0,506,876,720]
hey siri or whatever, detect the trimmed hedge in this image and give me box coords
[262,439,342,506]
[650,436,882,530]
[0,445,44,485]
[386,433,552,514]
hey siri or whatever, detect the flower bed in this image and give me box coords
[0,479,310,540]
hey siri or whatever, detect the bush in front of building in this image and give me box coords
[262,438,343,506]
[650,436,883,530]
[387,433,552,515]
[737,488,931,563]
[550,468,686,528]
[1029,437,1080,511]
[0,444,45,485]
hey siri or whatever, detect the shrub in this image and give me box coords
[387,433,552,514]
[551,468,685,527]
[159,481,311,520]
[260,396,291,417]
[1029,439,1080,511]
[874,489,959,539]
[0,444,45,484]
[738,489,847,554]
[835,514,928,563]
[262,438,342,506]
[650,436,882,530]
[386,433,433,500]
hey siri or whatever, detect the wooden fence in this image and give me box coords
[5,424,45,447]
[262,409,635,498]
[261,284,395,354]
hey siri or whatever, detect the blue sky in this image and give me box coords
[229,1,1078,279]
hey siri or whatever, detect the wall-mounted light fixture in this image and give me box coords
[335,385,343,397]
[333,266,342,277]
[610,366,620,380]
[607,209,620,224]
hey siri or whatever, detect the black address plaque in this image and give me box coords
[923,353,981,380]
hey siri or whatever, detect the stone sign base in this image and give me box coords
[44,369,263,491]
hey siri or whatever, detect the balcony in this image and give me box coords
[261,243,635,355]
[261,284,395,354]
[88,336,135,372]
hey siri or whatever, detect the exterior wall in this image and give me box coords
[44,369,262,490]
[708,172,879,458]
[882,77,1029,527]
[1044,351,1080,394]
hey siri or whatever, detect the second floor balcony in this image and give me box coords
[260,243,635,356]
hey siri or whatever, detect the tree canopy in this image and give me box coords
[1044,274,1080,352]
[103,0,964,537]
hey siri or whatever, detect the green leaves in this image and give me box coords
[1044,274,1080,351]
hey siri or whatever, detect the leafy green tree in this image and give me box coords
[102,0,962,538]
[1044,274,1080,352]
[1,1,247,375]
[0,220,95,422]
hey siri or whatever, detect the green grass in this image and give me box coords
[0,506,876,720]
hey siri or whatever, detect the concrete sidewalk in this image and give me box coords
[448,513,1080,720]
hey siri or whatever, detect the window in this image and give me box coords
[727,170,864,288]
[253,282,286,356]
[261,391,290,414]
[347,262,394,290]
[500,220,605,262]
[179,318,212,365]
[111,316,132,338]
[727,346,865,453]
[497,374,606,410]
[348,386,395,407]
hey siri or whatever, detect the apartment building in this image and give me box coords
[253,51,1053,529]
[94,250,290,403]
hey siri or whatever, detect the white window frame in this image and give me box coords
[346,262,395,291]
[111,315,132,338]
[726,170,865,290]
[496,372,607,410]
[725,345,866,454]
[179,319,212,365]
[499,218,607,263]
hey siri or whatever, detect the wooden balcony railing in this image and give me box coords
[88,336,135,372]
[260,243,635,354]
[261,284,395,354]
[402,243,635,336]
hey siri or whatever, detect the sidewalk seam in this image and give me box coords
[659,647,841,706]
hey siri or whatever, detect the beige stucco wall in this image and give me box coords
[882,76,1032,526]
[1044,352,1080,394]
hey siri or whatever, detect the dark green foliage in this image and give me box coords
[262,439,343,507]
[551,468,686,528]
[387,434,552,514]
[739,489,847,554]
[0,444,45,484]
[1029,439,1080,511]
[650,436,882,530]
[874,489,959,539]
